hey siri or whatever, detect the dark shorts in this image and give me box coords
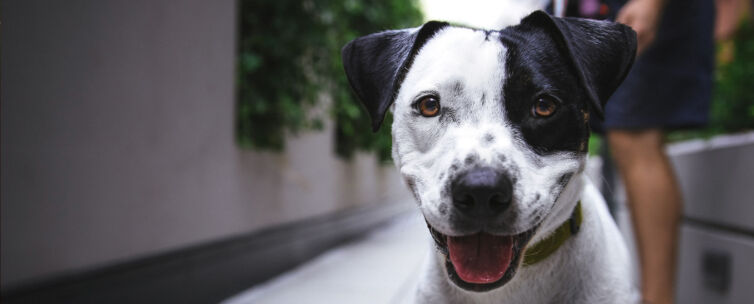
[594,0,715,132]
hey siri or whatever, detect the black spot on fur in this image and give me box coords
[497,154,507,163]
[441,184,452,202]
[439,203,449,215]
[558,172,574,188]
[510,175,519,185]
[439,107,459,125]
[450,161,460,172]
[451,80,464,96]
[502,163,520,182]
[464,154,478,165]
[484,133,495,143]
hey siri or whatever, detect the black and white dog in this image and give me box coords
[342,11,638,303]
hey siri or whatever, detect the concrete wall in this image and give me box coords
[1,0,411,288]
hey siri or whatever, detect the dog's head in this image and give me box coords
[342,11,635,292]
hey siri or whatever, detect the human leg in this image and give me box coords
[607,129,681,304]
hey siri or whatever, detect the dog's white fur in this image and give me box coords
[388,27,637,303]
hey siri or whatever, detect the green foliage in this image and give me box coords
[237,0,423,160]
[711,19,754,132]
[587,134,602,156]
[668,20,754,142]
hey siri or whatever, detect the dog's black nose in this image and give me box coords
[451,167,513,219]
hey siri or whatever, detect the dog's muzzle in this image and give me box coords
[425,167,536,291]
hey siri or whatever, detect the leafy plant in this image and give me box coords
[711,19,754,132]
[237,0,423,161]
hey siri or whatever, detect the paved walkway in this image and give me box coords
[221,159,638,304]
[221,212,431,304]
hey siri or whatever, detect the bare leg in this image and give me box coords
[607,129,681,304]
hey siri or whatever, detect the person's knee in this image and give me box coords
[607,129,665,165]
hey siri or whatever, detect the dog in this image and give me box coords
[342,10,638,303]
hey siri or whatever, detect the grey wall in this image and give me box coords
[669,133,754,231]
[669,133,754,303]
[1,0,411,288]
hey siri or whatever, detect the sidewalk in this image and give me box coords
[221,212,431,304]
[220,158,635,304]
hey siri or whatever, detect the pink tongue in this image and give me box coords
[447,233,514,284]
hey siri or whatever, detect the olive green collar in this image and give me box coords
[522,201,583,266]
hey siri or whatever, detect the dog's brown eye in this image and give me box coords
[531,96,557,117]
[418,96,441,117]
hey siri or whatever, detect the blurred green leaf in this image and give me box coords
[710,20,754,132]
[237,0,422,160]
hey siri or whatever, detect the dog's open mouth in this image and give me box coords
[427,224,537,292]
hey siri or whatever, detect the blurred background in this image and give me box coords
[1,0,753,303]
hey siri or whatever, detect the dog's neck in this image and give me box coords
[522,200,582,266]
[530,169,586,245]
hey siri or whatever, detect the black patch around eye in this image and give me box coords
[499,30,590,155]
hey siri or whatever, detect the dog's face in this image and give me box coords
[343,11,635,292]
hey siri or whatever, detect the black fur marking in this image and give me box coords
[499,11,636,155]
[439,107,459,125]
[441,183,452,204]
[484,133,495,143]
[505,164,521,185]
[451,80,464,96]
[558,172,574,188]
[480,93,487,105]
[497,154,507,163]
[464,154,478,165]
[517,11,636,117]
[499,28,587,154]
[342,21,450,131]
[438,203,449,215]
[551,172,575,202]
[484,30,492,41]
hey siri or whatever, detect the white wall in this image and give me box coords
[0,0,411,288]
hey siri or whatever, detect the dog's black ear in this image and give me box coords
[520,11,637,118]
[341,21,449,131]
